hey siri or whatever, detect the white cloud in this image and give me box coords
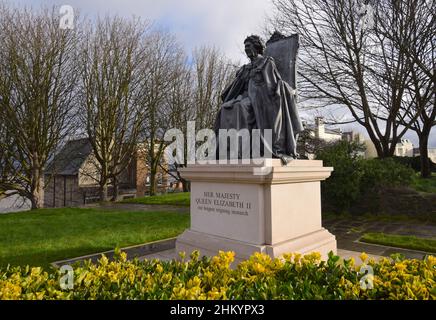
[9,0,273,61]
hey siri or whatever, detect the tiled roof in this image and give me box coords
[45,138,93,175]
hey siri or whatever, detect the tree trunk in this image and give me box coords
[149,168,156,196]
[99,183,108,202]
[30,171,44,210]
[111,177,119,202]
[419,130,431,178]
[380,138,395,159]
[381,149,392,159]
[367,133,386,159]
[371,137,396,159]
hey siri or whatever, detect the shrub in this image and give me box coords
[410,174,436,193]
[359,158,415,193]
[315,141,364,212]
[316,141,415,213]
[392,156,436,173]
[0,250,434,300]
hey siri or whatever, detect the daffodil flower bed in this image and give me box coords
[1,250,435,300]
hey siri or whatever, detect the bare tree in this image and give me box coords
[269,0,422,158]
[139,44,235,195]
[159,52,195,192]
[0,6,78,209]
[78,17,148,201]
[138,31,190,196]
[160,47,236,193]
[192,46,236,130]
[0,120,17,200]
[375,0,435,177]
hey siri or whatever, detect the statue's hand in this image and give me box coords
[222,95,251,109]
[240,97,251,109]
[223,95,242,108]
[222,100,234,109]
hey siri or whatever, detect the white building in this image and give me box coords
[306,117,367,145]
[302,117,368,158]
[342,131,365,144]
[314,117,343,141]
[427,149,436,163]
[394,139,414,157]
[362,138,417,159]
[303,117,423,160]
[303,117,342,142]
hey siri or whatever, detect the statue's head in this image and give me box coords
[244,35,265,59]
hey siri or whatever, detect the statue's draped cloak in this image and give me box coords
[215,56,304,158]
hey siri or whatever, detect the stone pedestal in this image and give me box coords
[176,159,336,263]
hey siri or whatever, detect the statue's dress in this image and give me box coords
[214,55,304,160]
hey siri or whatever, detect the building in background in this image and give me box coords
[342,131,365,144]
[301,116,367,158]
[44,139,135,207]
[43,138,173,208]
[305,117,367,144]
[394,139,414,157]
[364,138,417,159]
[303,117,431,161]
[309,117,343,141]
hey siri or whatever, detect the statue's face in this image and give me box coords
[244,41,257,60]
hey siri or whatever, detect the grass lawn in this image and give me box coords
[122,192,191,206]
[0,208,189,269]
[360,232,436,253]
[410,173,436,193]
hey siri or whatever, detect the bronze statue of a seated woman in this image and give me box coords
[214,34,303,163]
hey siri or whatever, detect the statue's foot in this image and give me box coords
[280,155,293,165]
[273,153,295,165]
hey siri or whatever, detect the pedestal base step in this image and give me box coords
[176,228,337,263]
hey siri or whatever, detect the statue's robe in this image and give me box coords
[215,55,304,159]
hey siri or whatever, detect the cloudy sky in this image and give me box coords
[8,0,273,62]
[4,0,435,147]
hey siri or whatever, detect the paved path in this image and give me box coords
[88,205,436,260]
[323,217,436,259]
[55,204,435,264]
[0,194,31,213]
[135,217,436,262]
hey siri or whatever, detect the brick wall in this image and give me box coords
[135,148,148,197]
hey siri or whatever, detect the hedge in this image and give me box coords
[1,250,435,300]
[315,141,416,213]
[316,141,364,211]
[392,156,436,173]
